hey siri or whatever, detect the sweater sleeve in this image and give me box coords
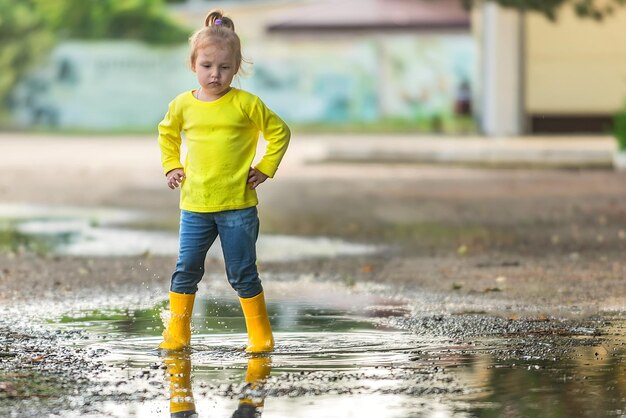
[246,96,291,178]
[157,99,184,175]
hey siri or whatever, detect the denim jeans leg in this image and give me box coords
[171,210,218,294]
[216,207,262,298]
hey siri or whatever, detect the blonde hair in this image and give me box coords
[189,10,242,72]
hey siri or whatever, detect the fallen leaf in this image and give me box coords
[360,264,375,273]
[29,355,46,363]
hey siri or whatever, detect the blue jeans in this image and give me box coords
[170,206,263,298]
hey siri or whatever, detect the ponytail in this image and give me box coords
[205,10,235,31]
[189,10,242,71]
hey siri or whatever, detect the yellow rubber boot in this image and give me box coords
[159,292,195,351]
[163,353,196,416]
[239,291,274,353]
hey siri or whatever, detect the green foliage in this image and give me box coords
[33,0,189,44]
[462,0,626,20]
[614,103,626,151]
[0,0,189,117]
[0,0,54,113]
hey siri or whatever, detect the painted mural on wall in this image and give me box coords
[239,39,379,124]
[11,41,196,129]
[380,36,474,121]
[10,36,474,130]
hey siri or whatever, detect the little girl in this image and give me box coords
[158,10,290,353]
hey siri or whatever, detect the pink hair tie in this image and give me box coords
[215,19,223,25]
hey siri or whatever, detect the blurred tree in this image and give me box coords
[0,0,53,116]
[463,0,626,20]
[0,0,189,117]
[33,0,189,44]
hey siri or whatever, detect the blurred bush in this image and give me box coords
[0,0,188,117]
[33,0,189,44]
[614,102,626,150]
[0,0,53,118]
[463,0,626,21]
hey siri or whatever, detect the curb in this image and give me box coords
[304,136,617,169]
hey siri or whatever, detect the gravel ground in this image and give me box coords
[1,134,625,416]
[2,135,625,311]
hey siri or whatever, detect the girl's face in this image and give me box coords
[192,43,239,101]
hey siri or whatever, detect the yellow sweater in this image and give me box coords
[158,88,290,212]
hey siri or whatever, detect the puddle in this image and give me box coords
[55,292,468,417]
[52,293,626,418]
[47,281,626,418]
[0,203,378,260]
[3,203,625,417]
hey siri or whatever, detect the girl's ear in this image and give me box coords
[191,61,197,72]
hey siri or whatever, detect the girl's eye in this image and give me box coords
[221,66,230,70]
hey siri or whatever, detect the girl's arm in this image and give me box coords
[247,97,291,178]
[158,100,184,176]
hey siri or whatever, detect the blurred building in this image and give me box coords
[525,6,626,133]
[11,0,474,131]
[11,42,195,130]
[475,2,626,135]
[255,0,473,128]
[8,0,626,135]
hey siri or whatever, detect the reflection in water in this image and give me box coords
[56,295,626,417]
[233,356,272,418]
[459,316,626,418]
[163,353,272,418]
[163,353,197,418]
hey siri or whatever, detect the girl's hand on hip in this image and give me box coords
[247,167,269,190]
[166,168,185,189]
